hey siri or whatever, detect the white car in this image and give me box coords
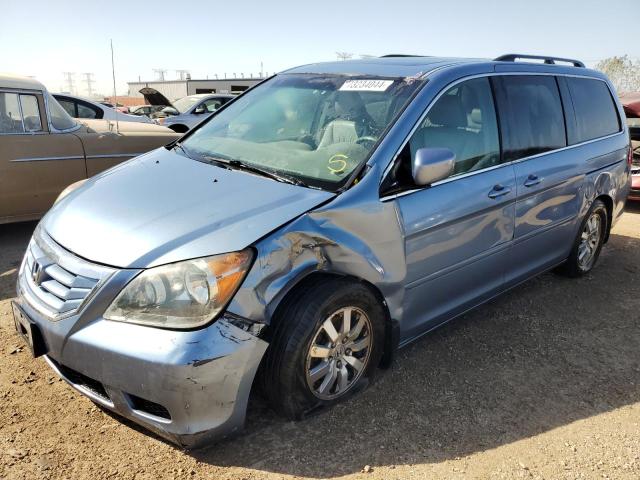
[53,94,153,124]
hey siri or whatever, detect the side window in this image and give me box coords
[494,76,566,161]
[0,92,24,133]
[76,101,100,119]
[57,98,77,117]
[20,94,43,132]
[409,77,500,176]
[566,77,620,143]
[203,99,222,112]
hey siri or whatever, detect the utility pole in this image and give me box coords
[153,68,167,81]
[82,73,95,97]
[62,72,76,94]
[260,61,264,78]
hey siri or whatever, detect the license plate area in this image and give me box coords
[12,301,47,358]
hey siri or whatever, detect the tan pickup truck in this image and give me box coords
[0,74,180,224]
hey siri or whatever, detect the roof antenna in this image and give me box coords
[110,39,120,134]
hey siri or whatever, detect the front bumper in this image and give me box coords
[15,231,267,448]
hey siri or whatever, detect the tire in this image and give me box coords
[260,277,386,420]
[556,199,608,277]
[169,124,188,133]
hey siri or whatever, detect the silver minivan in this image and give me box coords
[13,54,632,447]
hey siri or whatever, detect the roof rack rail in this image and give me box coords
[380,54,424,58]
[494,53,585,68]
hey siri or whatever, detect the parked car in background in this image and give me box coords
[11,55,631,448]
[99,101,129,114]
[139,87,234,132]
[620,93,640,200]
[54,94,150,123]
[0,75,180,223]
[129,104,166,118]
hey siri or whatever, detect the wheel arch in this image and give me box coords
[169,124,189,133]
[594,194,613,243]
[265,271,399,368]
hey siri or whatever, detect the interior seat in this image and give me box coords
[317,119,358,148]
[410,95,480,173]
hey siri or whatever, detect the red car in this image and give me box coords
[621,94,640,201]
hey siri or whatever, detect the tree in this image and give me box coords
[595,56,640,93]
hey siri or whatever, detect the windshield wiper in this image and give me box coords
[201,155,307,187]
[172,141,192,159]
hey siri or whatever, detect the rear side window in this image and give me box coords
[494,76,566,161]
[0,92,24,133]
[566,77,620,143]
[20,94,43,132]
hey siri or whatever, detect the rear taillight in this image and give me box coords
[628,146,633,167]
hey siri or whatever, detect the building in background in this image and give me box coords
[127,77,264,102]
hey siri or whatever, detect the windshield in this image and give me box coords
[172,96,201,113]
[180,74,423,190]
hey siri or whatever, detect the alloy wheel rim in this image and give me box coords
[305,306,372,400]
[577,213,602,270]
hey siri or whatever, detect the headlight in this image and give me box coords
[104,249,253,329]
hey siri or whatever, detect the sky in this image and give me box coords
[3,0,639,97]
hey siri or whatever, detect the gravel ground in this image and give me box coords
[1,205,639,480]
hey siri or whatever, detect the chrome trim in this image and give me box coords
[18,226,116,320]
[11,153,142,162]
[85,153,142,159]
[43,91,82,134]
[10,155,84,163]
[380,71,626,201]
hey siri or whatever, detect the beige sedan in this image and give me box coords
[0,74,180,224]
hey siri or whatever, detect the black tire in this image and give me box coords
[556,199,608,277]
[169,124,189,133]
[260,277,385,419]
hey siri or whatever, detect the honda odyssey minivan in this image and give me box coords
[13,54,632,447]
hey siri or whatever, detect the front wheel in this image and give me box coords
[260,278,385,419]
[557,199,608,277]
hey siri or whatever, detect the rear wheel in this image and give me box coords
[260,278,385,419]
[557,199,608,277]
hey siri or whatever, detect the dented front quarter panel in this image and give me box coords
[227,165,407,324]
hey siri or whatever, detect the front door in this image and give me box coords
[0,91,86,221]
[389,77,516,342]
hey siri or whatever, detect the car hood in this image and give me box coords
[139,87,172,108]
[42,148,335,269]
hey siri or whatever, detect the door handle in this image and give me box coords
[524,174,542,188]
[488,184,512,199]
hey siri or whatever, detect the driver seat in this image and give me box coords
[317,119,359,148]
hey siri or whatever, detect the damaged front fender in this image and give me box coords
[227,168,407,326]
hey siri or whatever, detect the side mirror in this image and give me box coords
[412,147,456,186]
[194,105,206,114]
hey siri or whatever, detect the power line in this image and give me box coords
[153,68,167,81]
[82,73,95,97]
[62,72,76,94]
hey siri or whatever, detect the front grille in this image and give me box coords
[128,394,171,420]
[19,227,114,319]
[49,358,110,401]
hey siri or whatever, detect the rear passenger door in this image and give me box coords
[390,77,516,341]
[493,75,580,286]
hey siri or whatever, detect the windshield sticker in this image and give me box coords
[339,79,394,92]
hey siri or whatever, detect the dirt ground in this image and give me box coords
[1,205,639,480]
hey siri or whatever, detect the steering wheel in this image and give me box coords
[355,136,377,147]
